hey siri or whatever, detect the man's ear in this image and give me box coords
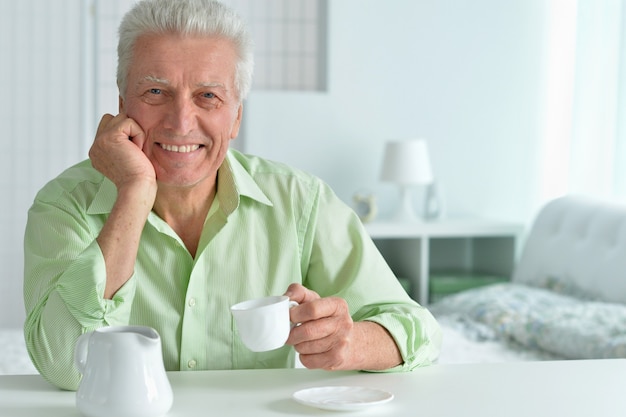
[230,104,243,139]
[119,96,124,112]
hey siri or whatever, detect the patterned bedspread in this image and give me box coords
[430,283,626,361]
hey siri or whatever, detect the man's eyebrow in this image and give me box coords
[137,77,230,93]
[197,81,227,90]
[140,75,170,85]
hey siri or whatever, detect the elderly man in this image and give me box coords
[23,0,440,390]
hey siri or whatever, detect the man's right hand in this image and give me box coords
[89,114,157,299]
[89,113,156,192]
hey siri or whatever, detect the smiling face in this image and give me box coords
[120,33,242,190]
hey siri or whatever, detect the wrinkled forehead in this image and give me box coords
[126,33,239,94]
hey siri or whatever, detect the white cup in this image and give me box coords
[231,295,299,352]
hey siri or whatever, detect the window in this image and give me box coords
[221,0,328,91]
[91,0,328,119]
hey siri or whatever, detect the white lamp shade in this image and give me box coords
[380,139,434,185]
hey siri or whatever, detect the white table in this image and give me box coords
[1,360,625,416]
[365,218,522,304]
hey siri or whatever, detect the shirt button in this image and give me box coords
[188,359,197,369]
[188,298,196,307]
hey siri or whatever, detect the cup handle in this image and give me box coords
[288,301,299,328]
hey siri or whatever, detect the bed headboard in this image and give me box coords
[512,195,626,304]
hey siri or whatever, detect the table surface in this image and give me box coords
[1,359,625,416]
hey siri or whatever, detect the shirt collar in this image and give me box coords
[218,150,273,216]
[86,150,273,216]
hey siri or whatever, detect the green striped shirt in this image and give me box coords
[24,149,441,390]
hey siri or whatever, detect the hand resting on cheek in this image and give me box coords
[89,113,155,191]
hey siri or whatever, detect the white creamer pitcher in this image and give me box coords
[74,325,173,417]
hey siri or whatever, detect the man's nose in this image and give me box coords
[165,97,197,135]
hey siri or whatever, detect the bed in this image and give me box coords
[430,195,626,362]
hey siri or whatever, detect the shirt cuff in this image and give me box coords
[363,309,442,372]
[55,240,136,330]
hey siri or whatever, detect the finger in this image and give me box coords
[125,119,147,149]
[298,345,350,371]
[283,283,320,305]
[96,114,115,137]
[289,296,348,325]
[287,314,352,346]
[294,333,338,356]
[111,114,144,144]
[97,114,146,148]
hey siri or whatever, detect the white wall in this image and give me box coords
[245,0,549,222]
[1,0,553,328]
[0,0,86,328]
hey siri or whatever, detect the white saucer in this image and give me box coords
[292,386,394,411]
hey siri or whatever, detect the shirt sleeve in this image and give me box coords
[299,180,442,371]
[23,199,136,390]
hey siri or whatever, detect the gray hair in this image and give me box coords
[117,0,254,101]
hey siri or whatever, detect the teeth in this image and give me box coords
[160,144,200,153]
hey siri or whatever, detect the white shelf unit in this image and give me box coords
[365,219,523,305]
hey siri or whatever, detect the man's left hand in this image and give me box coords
[283,283,402,371]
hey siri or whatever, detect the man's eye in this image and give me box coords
[149,88,162,95]
[203,92,216,99]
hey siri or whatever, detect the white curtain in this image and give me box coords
[0,0,86,327]
[539,0,626,202]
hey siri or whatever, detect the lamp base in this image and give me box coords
[423,181,445,220]
[393,185,424,223]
